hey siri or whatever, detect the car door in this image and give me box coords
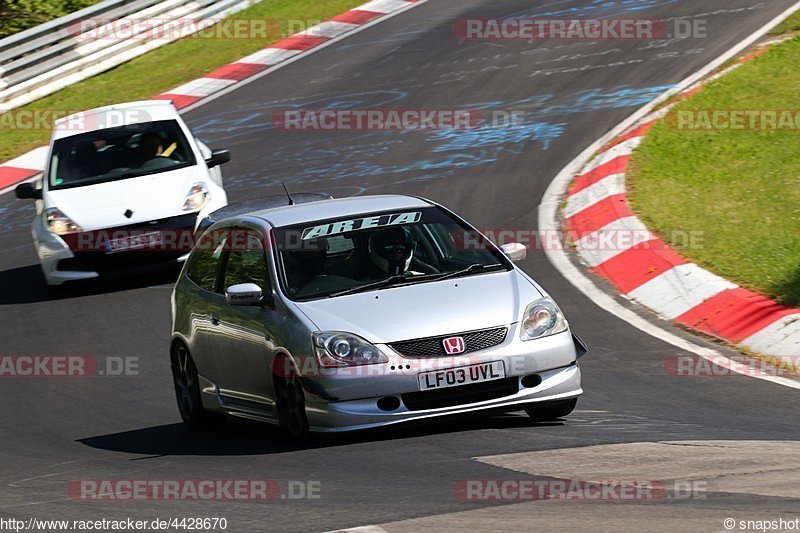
[211,226,278,407]
[181,229,228,383]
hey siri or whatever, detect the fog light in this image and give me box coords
[521,374,542,388]
[377,396,401,411]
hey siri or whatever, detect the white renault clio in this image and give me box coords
[15,101,230,286]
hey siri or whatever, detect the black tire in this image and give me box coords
[171,343,226,430]
[274,368,310,441]
[525,398,578,422]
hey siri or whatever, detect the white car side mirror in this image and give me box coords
[500,242,527,262]
[226,283,263,306]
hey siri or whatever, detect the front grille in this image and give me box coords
[389,327,508,358]
[58,213,198,273]
[62,213,198,253]
[401,377,519,411]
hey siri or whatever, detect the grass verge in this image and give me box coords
[0,0,364,162]
[770,9,800,35]
[628,34,800,307]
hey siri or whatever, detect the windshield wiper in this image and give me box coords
[328,274,437,298]
[431,263,506,282]
[326,264,506,298]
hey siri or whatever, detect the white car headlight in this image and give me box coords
[313,332,388,367]
[45,207,82,235]
[520,298,568,341]
[181,182,209,212]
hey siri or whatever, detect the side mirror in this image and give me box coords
[15,182,42,200]
[226,283,262,306]
[500,242,527,262]
[205,149,231,169]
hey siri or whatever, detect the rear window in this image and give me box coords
[49,119,196,190]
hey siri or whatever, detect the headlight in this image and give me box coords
[181,182,209,212]
[520,298,568,341]
[45,207,82,235]
[313,332,388,367]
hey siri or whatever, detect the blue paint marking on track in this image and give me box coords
[188,90,409,142]
[0,80,675,235]
[508,0,682,18]
[428,122,566,152]
[185,83,675,195]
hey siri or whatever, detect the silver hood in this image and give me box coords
[293,270,542,343]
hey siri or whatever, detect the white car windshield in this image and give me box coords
[274,207,511,301]
[48,119,195,190]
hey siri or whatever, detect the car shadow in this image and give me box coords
[78,413,561,457]
[0,264,181,304]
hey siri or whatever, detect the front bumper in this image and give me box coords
[301,327,584,432]
[305,363,582,433]
[33,213,197,285]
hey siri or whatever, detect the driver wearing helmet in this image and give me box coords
[367,226,418,277]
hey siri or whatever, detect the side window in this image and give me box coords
[186,230,227,292]
[426,223,490,264]
[222,228,269,290]
[426,223,457,259]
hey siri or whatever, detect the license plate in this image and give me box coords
[107,231,162,253]
[417,361,505,391]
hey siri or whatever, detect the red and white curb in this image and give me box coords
[0,145,49,191]
[563,42,800,359]
[0,0,423,196]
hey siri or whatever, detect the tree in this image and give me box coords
[0,0,101,38]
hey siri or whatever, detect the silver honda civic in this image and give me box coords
[170,194,586,438]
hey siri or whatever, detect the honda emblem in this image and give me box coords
[442,336,466,355]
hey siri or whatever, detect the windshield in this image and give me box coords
[274,207,511,301]
[48,119,196,190]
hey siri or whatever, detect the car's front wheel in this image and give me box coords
[171,343,226,429]
[525,398,578,422]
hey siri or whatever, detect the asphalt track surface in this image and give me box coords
[1,1,799,531]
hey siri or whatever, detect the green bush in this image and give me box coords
[0,0,103,38]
